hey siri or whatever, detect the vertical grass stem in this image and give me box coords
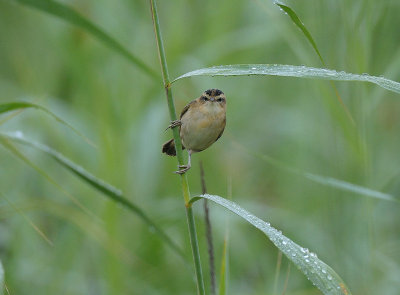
[149,1,205,294]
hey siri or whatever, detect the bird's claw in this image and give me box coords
[174,164,191,174]
[165,120,182,131]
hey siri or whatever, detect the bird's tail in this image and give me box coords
[162,139,176,156]
[162,139,185,156]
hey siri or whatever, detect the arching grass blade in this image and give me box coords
[0,132,185,260]
[0,102,95,147]
[13,0,158,79]
[275,3,324,64]
[190,194,352,295]
[173,64,400,95]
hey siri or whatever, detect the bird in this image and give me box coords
[162,89,227,174]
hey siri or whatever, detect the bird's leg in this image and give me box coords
[165,119,182,131]
[175,150,192,174]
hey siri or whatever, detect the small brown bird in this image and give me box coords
[162,89,227,174]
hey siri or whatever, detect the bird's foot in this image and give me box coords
[174,164,191,174]
[165,120,182,131]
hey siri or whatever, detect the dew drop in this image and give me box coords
[14,131,23,138]
[322,269,327,274]
[327,275,332,281]
[301,247,307,253]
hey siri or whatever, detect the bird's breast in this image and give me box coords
[180,105,225,152]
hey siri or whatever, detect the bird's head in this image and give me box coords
[199,89,226,108]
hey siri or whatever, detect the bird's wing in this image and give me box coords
[215,117,226,142]
[180,99,197,119]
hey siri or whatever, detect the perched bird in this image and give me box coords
[162,89,227,174]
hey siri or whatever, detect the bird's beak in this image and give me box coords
[210,97,215,102]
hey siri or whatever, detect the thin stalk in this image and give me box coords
[273,251,282,295]
[149,1,205,294]
[282,263,291,295]
[200,162,216,295]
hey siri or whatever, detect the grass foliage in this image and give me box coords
[191,194,351,295]
[13,0,158,78]
[173,64,400,94]
[1,0,400,294]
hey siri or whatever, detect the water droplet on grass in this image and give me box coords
[14,131,23,138]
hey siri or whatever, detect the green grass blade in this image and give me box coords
[172,64,400,94]
[13,0,158,79]
[304,173,398,202]
[272,251,283,295]
[247,149,399,202]
[260,154,397,202]
[273,3,354,124]
[0,132,185,260]
[275,2,355,124]
[276,3,324,65]
[0,102,95,147]
[0,137,98,219]
[0,259,3,295]
[190,194,352,295]
[218,233,228,295]
[0,192,54,246]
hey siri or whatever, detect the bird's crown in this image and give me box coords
[204,89,224,97]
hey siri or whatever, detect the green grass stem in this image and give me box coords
[149,1,205,294]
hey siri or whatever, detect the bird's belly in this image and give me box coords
[180,113,225,152]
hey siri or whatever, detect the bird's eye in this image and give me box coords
[217,98,223,102]
[201,96,208,101]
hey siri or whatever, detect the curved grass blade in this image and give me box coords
[238,145,399,203]
[275,3,324,65]
[190,194,352,295]
[0,137,98,219]
[273,3,354,124]
[172,64,400,95]
[13,0,158,79]
[0,132,185,260]
[0,102,95,147]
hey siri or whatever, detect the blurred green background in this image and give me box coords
[1,0,400,294]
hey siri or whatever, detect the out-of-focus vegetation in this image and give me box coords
[1,0,400,294]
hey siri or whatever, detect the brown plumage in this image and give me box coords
[162,89,226,174]
[162,138,186,156]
